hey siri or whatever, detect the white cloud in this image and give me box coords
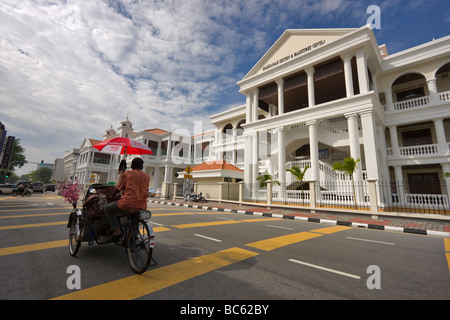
[0,0,445,176]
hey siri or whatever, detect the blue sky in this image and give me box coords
[0,0,449,176]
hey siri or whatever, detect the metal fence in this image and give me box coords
[377,180,450,215]
[160,179,450,215]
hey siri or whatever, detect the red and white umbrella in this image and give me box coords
[92,137,153,156]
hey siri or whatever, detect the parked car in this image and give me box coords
[0,184,16,195]
[32,182,45,193]
[45,184,56,192]
[148,188,156,197]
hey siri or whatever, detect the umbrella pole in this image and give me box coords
[119,146,128,173]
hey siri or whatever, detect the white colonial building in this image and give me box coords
[209,25,450,211]
[62,25,450,212]
[63,117,215,196]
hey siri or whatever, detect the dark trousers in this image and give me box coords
[104,201,122,230]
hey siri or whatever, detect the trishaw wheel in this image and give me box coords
[126,220,153,274]
[69,213,81,257]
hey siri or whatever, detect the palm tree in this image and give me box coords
[286,165,309,205]
[256,171,280,188]
[332,157,360,207]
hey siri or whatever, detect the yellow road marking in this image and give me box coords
[445,239,450,275]
[245,226,351,251]
[444,238,450,252]
[245,231,323,251]
[0,207,72,212]
[0,240,68,256]
[0,212,69,219]
[0,204,72,209]
[153,212,197,217]
[51,247,259,300]
[153,226,171,233]
[446,253,450,275]
[172,220,242,229]
[311,226,352,234]
[0,226,170,256]
[0,221,67,230]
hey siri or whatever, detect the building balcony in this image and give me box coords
[384,90,450,114]
[387,143,449,160]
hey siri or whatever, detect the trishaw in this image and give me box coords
[67,183,155,274]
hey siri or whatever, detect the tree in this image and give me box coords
[9,138,27,171]
[0,138,27,183]
[332,157,360,207]
[27,167,53,184]
[286,165,309,205]
[256,171,280,188]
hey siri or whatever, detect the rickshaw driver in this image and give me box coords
[104,157,150,236]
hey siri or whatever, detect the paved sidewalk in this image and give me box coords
[149,198,450,238]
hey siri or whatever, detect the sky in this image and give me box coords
[1,0,449,176]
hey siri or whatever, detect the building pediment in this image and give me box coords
[242,28,357,80]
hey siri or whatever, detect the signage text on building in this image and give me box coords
[263,39,326,71]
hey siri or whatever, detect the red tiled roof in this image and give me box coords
[145,128,168,135]
[89,138,101,146]
[192,160,243,172]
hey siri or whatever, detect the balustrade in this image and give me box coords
[393,96,430,111]
[439,90,450,101]
[399,144,438,157]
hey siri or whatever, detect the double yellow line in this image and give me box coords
[52,225,350,300]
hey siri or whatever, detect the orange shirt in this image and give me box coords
[116,169,150,211]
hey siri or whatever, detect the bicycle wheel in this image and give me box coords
[126,219,153,274]
[69,212,81,256]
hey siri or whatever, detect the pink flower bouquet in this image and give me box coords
[59,180,83,207]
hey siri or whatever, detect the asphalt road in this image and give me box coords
[0,193,449,303]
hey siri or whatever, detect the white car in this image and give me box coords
[0,184,16,195]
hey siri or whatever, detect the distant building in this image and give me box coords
[64,117,215,196]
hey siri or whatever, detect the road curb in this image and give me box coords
[148,200,450,238]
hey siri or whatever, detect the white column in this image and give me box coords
[154,166,161,190]
[427,77,439,103]
[346,114,363,181]
[164,164,170,182]
[384,89,394,112]
[360,111,379,181]
[245,92,252,123]
[388,125,400,156]
[277,127,286,199]
[232,127,237,164]
[442,163,450,207]
[252,131,259,198]
[356,50,370,93]
[244,134,252,197]
[341,54,354,97]
[434,118,448,154]
[393,165,405,204]
[276,79,285,115]
[307,120,320,201]
[252,89,259,122]
[305,67,315,107]
[376,125,389,182]
[166,138,172,162]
